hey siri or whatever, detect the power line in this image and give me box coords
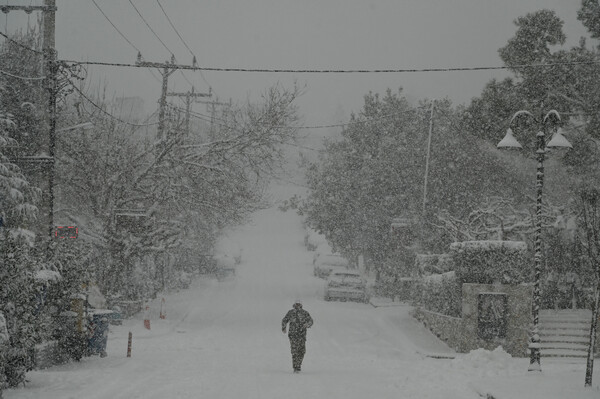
[179,69,193,86]
[155,0,213,92]
[90,0,160,84]
[170,103,400,131]
[91,0,140,54]
[147,68,162,84]
[60,59,600,74]
[0,30,42,54]
[126,0,198,90]
[0,68,44,80]
[128,0,172,56]
[155,0,193,58]
[69,81,161,127]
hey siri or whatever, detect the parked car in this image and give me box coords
[313,254,349,279]
[324,270,369,303]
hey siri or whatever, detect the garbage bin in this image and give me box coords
[87,310,112,357]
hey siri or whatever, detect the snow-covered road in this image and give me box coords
[5,182,599,398]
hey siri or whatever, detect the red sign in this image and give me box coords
[55,226,78,239]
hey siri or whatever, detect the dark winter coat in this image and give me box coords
[281,308,313,340]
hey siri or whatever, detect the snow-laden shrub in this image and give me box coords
[0,233,38,387]
[451,346,516,377]
[450,240,529,285]
[412,271,461,317]
[374,276,415,301]
[0,311,8,392]
[304,229,328,252]
[415,253,454,275]
[373,248,417,300]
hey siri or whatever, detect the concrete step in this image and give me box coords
[540,341,588,351]
[540,320,590,326]
[540,348,588,358]
[540,323,589,331]
[540,317,592,324]
[538,310,593,359]
[540,335,589,344]
[540,310,592,320]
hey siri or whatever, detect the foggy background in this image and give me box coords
[2,1,592,133]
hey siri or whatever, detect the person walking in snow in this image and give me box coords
[281,300,313,373]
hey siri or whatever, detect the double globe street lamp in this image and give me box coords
[497,109,572,372]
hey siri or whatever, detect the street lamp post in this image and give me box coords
[497,109,572,372]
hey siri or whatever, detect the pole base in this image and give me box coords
[528,363,541,372]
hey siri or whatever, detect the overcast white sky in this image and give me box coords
[2,1,593,129]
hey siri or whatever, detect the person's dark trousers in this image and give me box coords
[289,337,306,371]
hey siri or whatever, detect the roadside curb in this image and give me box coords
[416,350,456,359]
[368,297,409,308]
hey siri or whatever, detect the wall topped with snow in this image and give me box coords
[413,282,533,357]
[450,240,527,252]
[451,240,530,285]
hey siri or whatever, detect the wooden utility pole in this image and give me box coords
[3,0,57,239]
[422,99,435,216]
[167,86,211,135]
[0,0,58,238]
[136,55,209,144]
[43,0,58,240]
[196,98,231,140]
[138,54,178,142]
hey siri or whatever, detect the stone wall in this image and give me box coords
[412,283,533,357]
[412,308,462,352]
[461,283,533,357]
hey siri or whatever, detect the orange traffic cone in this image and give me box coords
[143,306,151,330]
[159,298,166,319]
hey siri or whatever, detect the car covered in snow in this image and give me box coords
[324,270,369,303]
[313,254,349,279]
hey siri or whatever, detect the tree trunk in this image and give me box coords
[584,279,599,387]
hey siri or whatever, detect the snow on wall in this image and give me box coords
[34,269,61,283]
[422,270,456,283]
[412,307,462,352]
[450,240,527,252]
[415,253,454,275]
[451,346,515,377]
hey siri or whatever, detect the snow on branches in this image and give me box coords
[431,196,572,243]
[0,111,39,232]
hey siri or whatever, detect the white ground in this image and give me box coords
[5,181,600,399]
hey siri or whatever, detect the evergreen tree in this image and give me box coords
[0,80,40,388]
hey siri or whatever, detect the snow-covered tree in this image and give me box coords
[54,83,301,299]
[0,111,40,232]
[0,29,45,158]
[0,107,41,388]
[464,8,600,155]
[576,185,600,387]
[0,234,38,388]
[302,90,531,278]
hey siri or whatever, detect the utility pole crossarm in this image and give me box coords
[135,56,207,143]
[167,91,211,98]
[135,60,181,77]
[1,5,56,13]
[196,100,229,106]
[167,87,212,136]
